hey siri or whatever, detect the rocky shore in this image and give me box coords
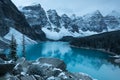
[0,56,93,80]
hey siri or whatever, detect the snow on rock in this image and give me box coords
[0,37,10,44]
[21,72,26,75]
[114,59,120,63]
[108,10,120,18]
[0,57,94,80]
[58,72,68,79]
[112,55,120,58]
[47,76,56,80]
[42,63,52,67]
[42,27,63,40]
[53,68,62,72]
[4,27,37,44]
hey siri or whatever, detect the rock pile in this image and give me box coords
[0,57,93,80]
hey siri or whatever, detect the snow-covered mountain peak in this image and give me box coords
[47,9,61,28]
[22,4,42,10]
[61,14,68,18]
[20,4,120,40]
[47,9,58,15]
[70,14,77,20]
[83,10,103,20]
[93,10,101,15]
[107,10,120,18]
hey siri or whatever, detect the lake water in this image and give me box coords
[17,41,120,80]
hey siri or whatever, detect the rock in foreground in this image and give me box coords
[0,57,93,80]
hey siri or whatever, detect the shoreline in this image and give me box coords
[70,45,116,56]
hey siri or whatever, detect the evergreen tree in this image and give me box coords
[22,34,26,58]
[9,34,18,61]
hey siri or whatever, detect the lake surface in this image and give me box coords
[17,41,120,80]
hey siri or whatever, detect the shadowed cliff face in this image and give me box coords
[0,0,46,41]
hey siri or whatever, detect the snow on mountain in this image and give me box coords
[4,28,37,44]
[83,10,107,32]
[21,4,49,27]
[107,10,120,18]
[104,11,120,31]
[20,4,120,40]
[83,10,102,20]
[42,27,78,40]
[42,27,98,40]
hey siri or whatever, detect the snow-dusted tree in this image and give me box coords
[9,34,18,61]
[22,34,26,58]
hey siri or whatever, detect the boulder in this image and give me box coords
[57,72,93,80]
[16,57,26,64]
[27,64,61,78]
[0,57,93,80]
[8,76,20,80]
[47,76,61,80]
[13,64,23,75]
[0,54,8,60]
[20,75,36,80]
[114,59,120,63]
[74,73,93,80]
[34,75,44,80]
[0,63,15,76]
[37,58,66,71]
[0,58,4,63]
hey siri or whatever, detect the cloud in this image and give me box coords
[11,0,120,16]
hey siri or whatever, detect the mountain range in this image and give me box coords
[21,4,120,40]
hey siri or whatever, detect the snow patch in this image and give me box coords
[58,72,68,79]
[108,10,120,18]
[4,27,37,44]
[47,76,55,80]
[42,27,98,40]
[53,68,62,71]
[42,63,52,67]
[0,37,10,44]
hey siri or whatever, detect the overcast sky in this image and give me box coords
[12,0,120,16]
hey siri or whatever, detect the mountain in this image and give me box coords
[70,30,120,55]
[0,0,47,50]
[22,4,50,28]
[0,0,46,41]
[83,10,107,32]
[107,10,120,18]
[21,4,120,40]
[4,27,37,44]
[0,37,9,51]
[21,4,80,40]
[104,11,120,30]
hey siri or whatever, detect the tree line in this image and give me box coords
[70,30,120,55]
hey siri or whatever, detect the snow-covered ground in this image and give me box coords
[4,27,37,44]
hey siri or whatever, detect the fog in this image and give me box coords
[12,0,120,16]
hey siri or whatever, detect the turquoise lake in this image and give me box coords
[17,41,120,80]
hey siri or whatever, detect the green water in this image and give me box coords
[17,41,120,80]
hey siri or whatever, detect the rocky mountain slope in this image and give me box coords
[0,0,47,50]
[0,0,46,47]
[21,4,120,40]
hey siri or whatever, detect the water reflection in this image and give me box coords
[41,42,72,58]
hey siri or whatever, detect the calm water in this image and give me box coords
[17,41,120,80]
